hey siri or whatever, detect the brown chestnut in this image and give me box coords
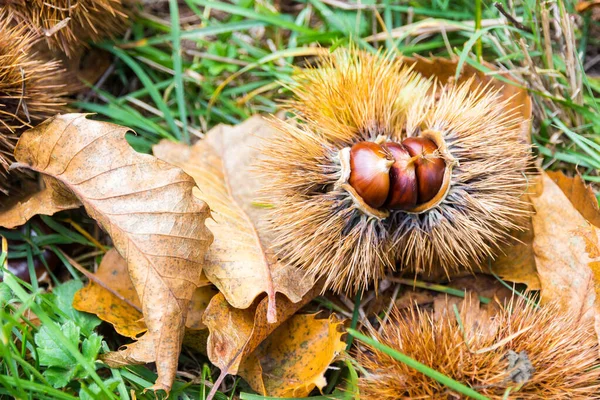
[383,142,418,209]
[349,142,394,208]
[402,137,445,203]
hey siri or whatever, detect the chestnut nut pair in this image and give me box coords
[348,137,446,210]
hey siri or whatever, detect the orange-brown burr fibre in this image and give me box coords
[356,299,600,399]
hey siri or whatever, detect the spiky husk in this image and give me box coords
[260,48,532,293]
[355,298,600,399]
[0,13,68,193]
[4,0,127,57]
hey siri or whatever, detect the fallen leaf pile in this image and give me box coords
[0,114,214,393]
[0,114,340,397]
[153,115,314,324]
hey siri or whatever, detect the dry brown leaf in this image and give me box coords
[489,215,541,290]
[72,248,216,337]
[238,314,345,397]
[154,116,313,323]
[576,1,600,12]
[487,174,544,289]
[546,171,600,228]
[531,172,600,341]
[203,282,323,379]
[185,285,220,331]
[1,114,213,394]
[0,179,81,228]
[73,248,146,339]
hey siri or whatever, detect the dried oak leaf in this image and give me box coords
[72,249,215,338]
[153,115,314,323]
[0,114,213,394]
[531,172,600,342]
[238,313,345,397]
[202,283,323,378]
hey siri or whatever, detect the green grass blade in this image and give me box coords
[0,376,78,400]
[474,0,482,60]
[188,0,317,34]
[455,25,529,81]
[346,293,362,350]
[97,43,182,140]
[391,278,491,304]
[308,0,375,52]
[240,392,346,400]
[207,47,327,114]
[169,0,189,144]
[121,20,264,47]
[552,117,600,167]
[73,102,172,140]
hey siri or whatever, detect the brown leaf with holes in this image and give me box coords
[154,116,314,323]
[203,282,323,378]
[531,172,600,343]
[0,114,213,394]
[238,313,345,397]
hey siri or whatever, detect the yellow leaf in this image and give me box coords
[202,283,323,376]
[154,116,314,323]
[73,248,146,339]
[72,249,216,338]
[238,314,345,398]
[1,114,213,394]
